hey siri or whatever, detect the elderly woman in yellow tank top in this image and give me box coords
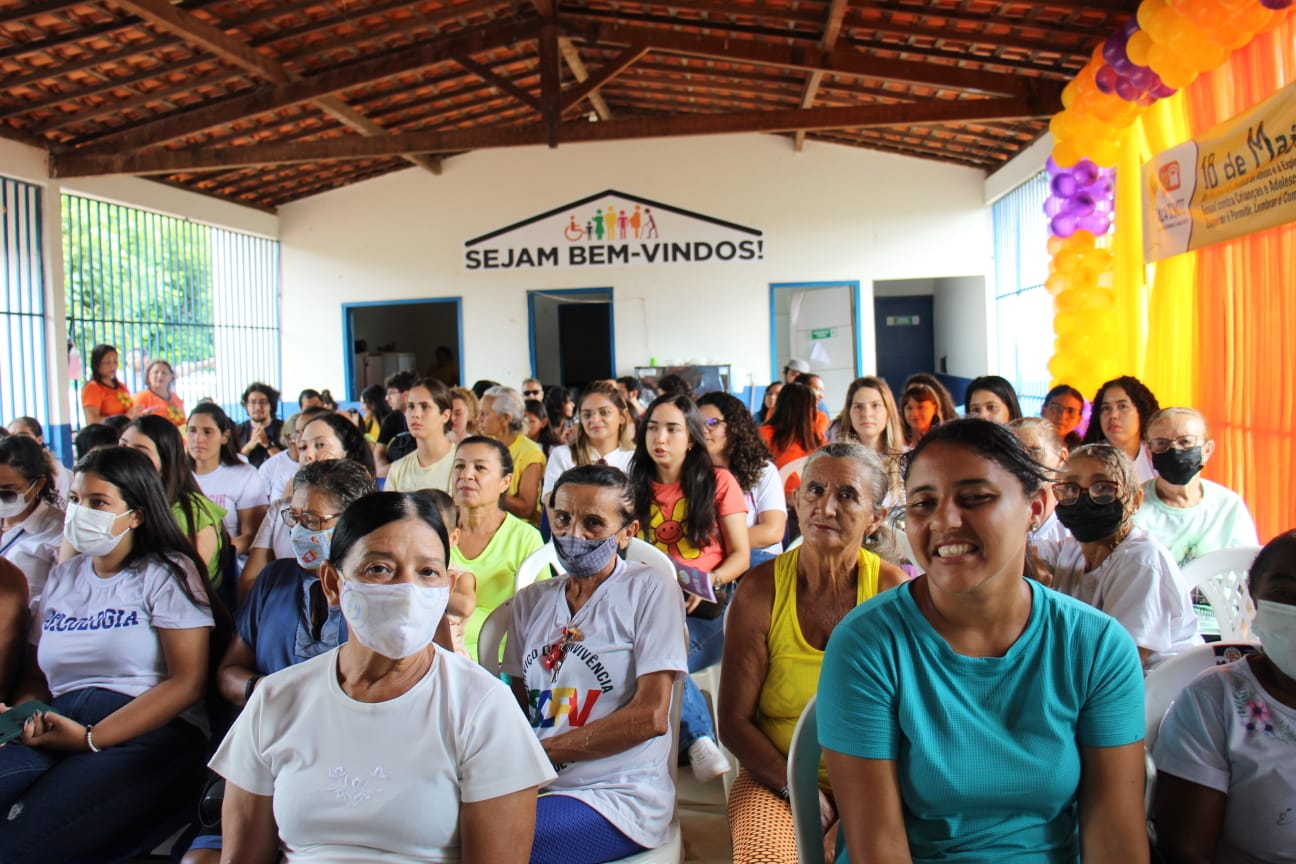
[718,441,907,864]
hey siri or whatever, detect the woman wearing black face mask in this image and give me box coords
[504,465,688,864]
[1032,444,1202,670]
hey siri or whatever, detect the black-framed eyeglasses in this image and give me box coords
[281,508,343,531]
[1053,481,1121,506]
[1147,436,1202,454]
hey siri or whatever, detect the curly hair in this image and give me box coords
[696,391,771,492]
[1082,375,1160,446]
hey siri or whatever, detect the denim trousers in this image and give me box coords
[679,603,728,751]
[0,687,206,863]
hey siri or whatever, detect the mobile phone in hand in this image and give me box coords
[0,701,57,745]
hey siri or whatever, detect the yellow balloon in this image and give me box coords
[1127,30,1154,66]
[1052,139,1082,168]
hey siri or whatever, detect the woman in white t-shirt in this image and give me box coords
[1153,530,1296,864]
[505,465,687,863]
[0,435,65,604]
[697,391,786,566]
[212,491,555,863]
[542,381,635,500]
[1033,443,1199,669]
[187,403,269,556]
[0,446,218,861]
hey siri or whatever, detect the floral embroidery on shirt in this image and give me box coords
[327,764,390,807]
[1231,684,1296,745]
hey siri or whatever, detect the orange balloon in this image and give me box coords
[1052,139,1082,168]
[1127,30,1154,66]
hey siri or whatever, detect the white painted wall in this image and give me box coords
[278,134,993,398]
[932,276,990,377]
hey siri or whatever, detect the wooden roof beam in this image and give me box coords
[558,41,646,117]
[795,0,848,152]
[54,92,1059,176]
[539,18,560,147]
[454,56,543,113]
[66,17,539,157]
[561,19,1035,98]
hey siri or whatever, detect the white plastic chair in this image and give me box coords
[1144,641,1259,751]
[787,694,824,864]
[514,542,558,592]
[1179,546,1262,641]
[779,456,808,487]
[475,598,512,678]
[625,537,676,581]
[611,674,686,863]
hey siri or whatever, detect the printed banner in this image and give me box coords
[1143,80,1296,262]
[463,189,765,271]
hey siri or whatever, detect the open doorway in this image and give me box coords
[528,288,614,388]
[343,298,463,399]
[873,276,989,407]
[769,281,862,404]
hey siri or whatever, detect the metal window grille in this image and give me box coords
[0,175,49,428]
[63,193,280,428]
[992,172,1053,415]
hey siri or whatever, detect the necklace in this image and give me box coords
[541,623,584,683]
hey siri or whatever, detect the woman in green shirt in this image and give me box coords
[121,415,228,592]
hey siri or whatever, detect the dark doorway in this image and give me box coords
[528,288,614,388]
[343,298,462,399]
[873,295,934,390]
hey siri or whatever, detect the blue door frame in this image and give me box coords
[767,281,864,381]
[342,297,464,400]
[526,287,616,378]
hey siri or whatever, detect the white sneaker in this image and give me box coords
[688,737,730,783]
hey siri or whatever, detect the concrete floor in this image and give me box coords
[678,770,733,864]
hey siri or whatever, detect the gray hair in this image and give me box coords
[484,385,526,434]
[1146,407,1208,438]
[802,441,888,509]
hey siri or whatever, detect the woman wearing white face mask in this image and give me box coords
[211,491,556,864]
[180,459,377,864]
[505,465,687,864]
[0,435,65,604]
[0,446,220,862]
[1153,530,1296,864]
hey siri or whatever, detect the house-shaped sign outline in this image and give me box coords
[464,189,763,247]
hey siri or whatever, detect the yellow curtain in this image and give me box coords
[1109,17,1295,541]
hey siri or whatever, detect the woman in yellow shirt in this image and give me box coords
[719,441,907,864]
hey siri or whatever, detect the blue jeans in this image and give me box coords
[679,600,729,751]
[0,687,206,863]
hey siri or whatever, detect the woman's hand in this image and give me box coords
[818,789,837,832]
[17,709,90,751]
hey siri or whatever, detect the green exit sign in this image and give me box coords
[886,315,921,326]
[810,328,832,339]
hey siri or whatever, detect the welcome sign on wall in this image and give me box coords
[463,190,765,271]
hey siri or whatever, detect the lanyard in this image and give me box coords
[0,528,27,557]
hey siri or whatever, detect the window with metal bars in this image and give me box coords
[992,171,1053,416]
[0,176,49,430]
[62,193,281,429]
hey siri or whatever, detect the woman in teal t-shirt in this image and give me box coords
[819,418,1148,864]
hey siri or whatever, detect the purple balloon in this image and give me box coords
[1046,156,1063,176]
[1051,173,1080,199]
[1073,160,1100,187]
[1094,197,1115,215]
[1068,193,1097,217]
[1137,90,1158,106]
[1093,177,1115,200]
[1096,64,1120,95]
[1103,33,1128,66]
[1111,56,1135,77]
[1079,212,1113,235]
[1150,81,1178,99]
[1044,196,1067,218]
[1115,76,1144,102]
[1123,18,1141,37]
[1051,214,1080,238]
[1129,65,1155,91]
[1260,0,1292,9]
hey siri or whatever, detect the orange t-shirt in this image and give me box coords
[133,390,187,426]
[82,379,134,418]
[640,467,747,572]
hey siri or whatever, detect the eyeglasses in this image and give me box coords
[1044,401,1081,418]
[1022,445,1058,463]
[580,408,618,422]
[523,389,543,397]
[703,417,725,429]
[0,481,35,506]
[1052,481,1121,506]
[281,508,343,531]
[1147,435,1202,454]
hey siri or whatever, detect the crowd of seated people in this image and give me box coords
[0,340,1285,864]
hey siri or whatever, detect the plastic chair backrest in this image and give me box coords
[515,542,559,593]
[779,456,808,486]
[787,694,824,864]
[1143,641,1259,751]
[475,598,513,678]
[1179,546,1262,641]
[625,537,677,582]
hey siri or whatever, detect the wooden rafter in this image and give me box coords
[53,91,1060,177]
[562,19,1044,97]
[65,17,539,157]
[557,36,611,120]
[538,18,561,147]
[558,41,647,116]
[109,0,289,84]
[795,0,848,152]
[454,55,543,113]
